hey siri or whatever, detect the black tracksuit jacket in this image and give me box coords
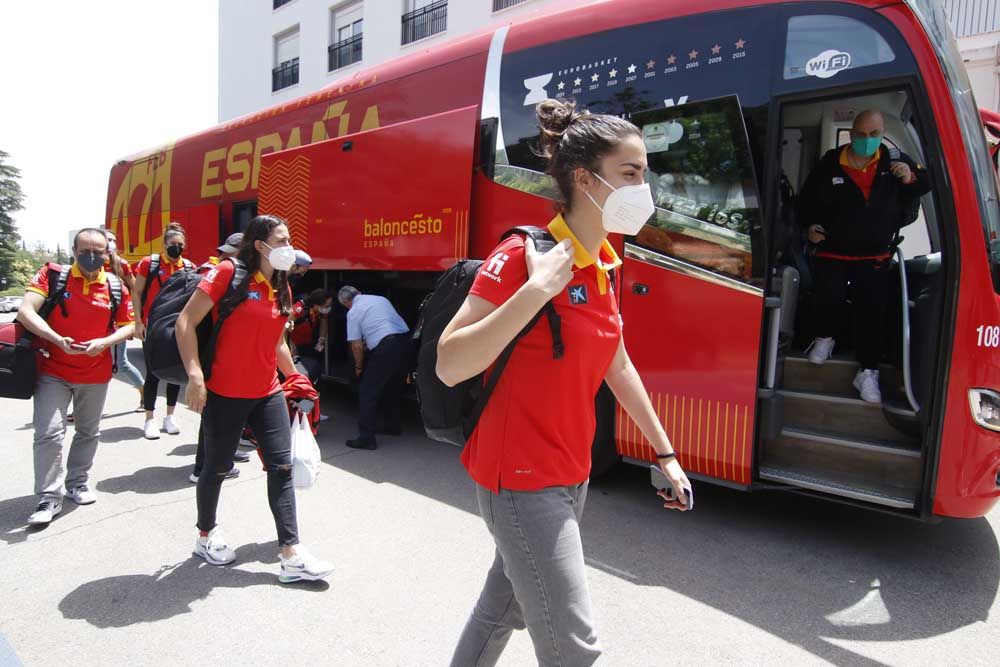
[796,147,932,256]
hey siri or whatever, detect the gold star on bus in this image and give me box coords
[688,49,699,60]
[646,59,656,69]
[667,55,676,65]
[735,38,747,49]
[712,44,722,55]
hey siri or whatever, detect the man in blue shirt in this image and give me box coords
[338,286,410,449]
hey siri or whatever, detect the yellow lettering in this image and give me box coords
[200,148,226,198]
[224,140,253,194]
[251,133,284,190]
[286,126,302,150]
[360,105,380,132]
[311,101,348,143]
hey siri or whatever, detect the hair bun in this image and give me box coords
[535,99,586,157]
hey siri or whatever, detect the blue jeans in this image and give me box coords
[112,342,144,388]
[452,482,601,667]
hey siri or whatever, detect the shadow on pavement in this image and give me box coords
[97,466,192,495]
[58,541,328,628]
[167,444,198,457]
[0,494,79,545]
[315,389,999,667]
[100,426,145,444]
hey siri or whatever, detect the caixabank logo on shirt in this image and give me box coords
[568,284,588,304]
[482,253,510,283]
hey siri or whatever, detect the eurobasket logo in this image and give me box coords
[523,73,553,106]
[805,50,851,79]
[483,253,510,283]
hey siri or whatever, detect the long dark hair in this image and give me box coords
[236,214,292,316]
[104,230,125,283]
[534,98,640,212]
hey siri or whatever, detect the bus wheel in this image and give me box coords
[590,383,620,479]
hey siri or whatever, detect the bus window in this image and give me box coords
[784,15,895,80]
[629,96,760,282]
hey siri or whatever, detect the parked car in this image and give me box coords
[0,296,23,313]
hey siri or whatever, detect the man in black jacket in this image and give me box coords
[797,110,931,403]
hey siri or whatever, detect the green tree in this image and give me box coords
[0,150,25,286]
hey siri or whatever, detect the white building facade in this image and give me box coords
[218,0,559,123]
[945,0,1000,110]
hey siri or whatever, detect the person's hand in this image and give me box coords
[525,237,575,298]
[315,337,326,352]
[133,320,146,341]
[656,458,692,511]
[807,224,827,244]
[51,335,80,355]
[890,161,913,183]
[354,365,363,378]
[186,373,207,414]
[81,338,110,357]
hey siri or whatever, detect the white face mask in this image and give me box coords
[262,242,296,271]
[318,306,332,315]
[585,172,655,235]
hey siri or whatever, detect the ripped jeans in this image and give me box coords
[197,390,298,546]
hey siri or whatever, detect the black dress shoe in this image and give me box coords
[346,438,377,450]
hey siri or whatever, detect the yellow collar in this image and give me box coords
[840,146,881,173]
[159,253,184,268]
[253,271,277,301]
[546,214,621,295]
[70,263,107,294]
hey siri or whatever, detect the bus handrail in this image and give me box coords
[895,246,921,413]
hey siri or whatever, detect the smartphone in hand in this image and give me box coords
[649,465,694,510]
[69,343,88,351]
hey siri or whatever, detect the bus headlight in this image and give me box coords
[968,388,1000,432]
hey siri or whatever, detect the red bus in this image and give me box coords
[107,0,1000,520]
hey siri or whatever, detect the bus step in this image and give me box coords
[782,354,897,395]
[778,389,913,442]
[759,464,917,509]
[763,426,921,490]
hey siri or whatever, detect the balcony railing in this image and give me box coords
[329,33,363,71]
[272,58,299,92]
[273,0,293,9]
[493,0,528,10]
[401,0,447,45]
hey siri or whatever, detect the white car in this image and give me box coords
[0,296,23,313]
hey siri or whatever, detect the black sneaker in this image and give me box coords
[345,438,377,450]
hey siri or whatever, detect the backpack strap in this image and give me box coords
[105,273,123,372]
[140,254,160,311]
[202,258,250,379]
[498,225,564,359]
[182,258,196,271]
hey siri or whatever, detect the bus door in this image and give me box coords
[616,97,767,487]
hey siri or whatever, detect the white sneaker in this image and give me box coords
[853,369,882,404]
[27,498,62,525]
[65,484,97,505]
[807,337,835,365]
[193,528,236,565]
[163,415,180,435]
[143,419,160,440]
[279,546,333,583]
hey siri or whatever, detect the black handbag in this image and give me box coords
[0,321,40,400]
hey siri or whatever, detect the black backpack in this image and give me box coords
[144,258,249,385]
[415,226,564,446]
[0,264,123,399]
[140,254,196,313]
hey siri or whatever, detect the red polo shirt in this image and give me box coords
[104,257,133,279]
[461,215,623,493]
[840,146,880,201]
[198,260,287,399]
[134,253,188,324]
[290,300,318,346]
[27,263,134,384]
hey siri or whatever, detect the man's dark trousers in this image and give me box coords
[357,333,409,442]
[812,256,891,370]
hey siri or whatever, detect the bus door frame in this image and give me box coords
[763,76,960,519]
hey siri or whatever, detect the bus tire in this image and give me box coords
[590,383,620,480]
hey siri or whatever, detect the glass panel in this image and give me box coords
[630,95,759,281]
[784,15,895,80]
[275,30,299,66]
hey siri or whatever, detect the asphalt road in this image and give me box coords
[0,336,997,666]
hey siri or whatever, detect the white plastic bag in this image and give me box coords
[290,411,321,489]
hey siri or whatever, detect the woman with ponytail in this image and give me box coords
[175,215,332,583]
[132,222,190,439]
[441,100,691,665]
[104,229,144,410]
